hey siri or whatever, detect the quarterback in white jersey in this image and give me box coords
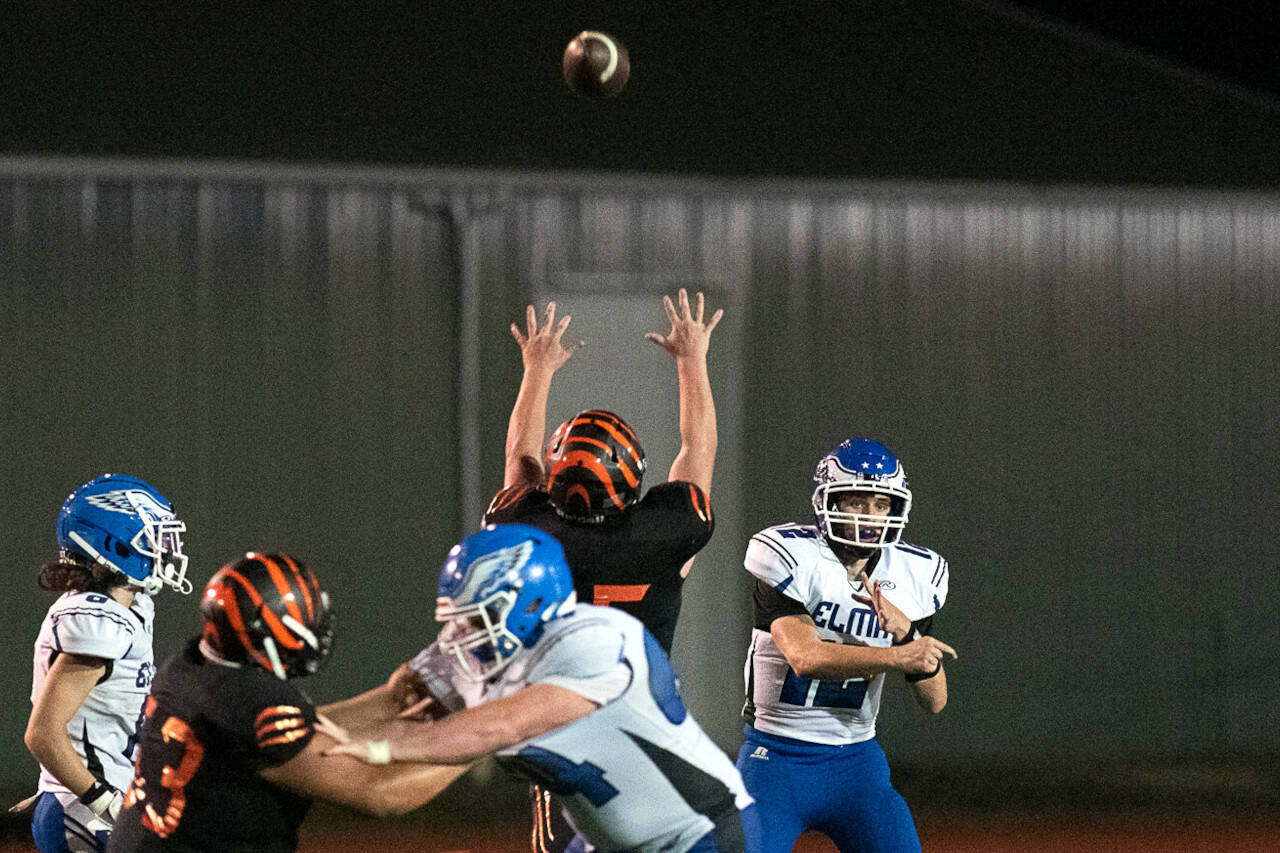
[23,475,192,853]
[743,522,949,744]
[736,439,956,853]
[330,524,759,853]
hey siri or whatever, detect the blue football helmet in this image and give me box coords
[812,439,913,550]
[56,474,191,595]
[436,523,576,680]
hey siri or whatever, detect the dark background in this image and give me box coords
[3,0,1279,186]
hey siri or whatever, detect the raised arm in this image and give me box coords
[645,289,723,494]
[502,302,582,490]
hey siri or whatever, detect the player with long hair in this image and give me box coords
[22,475,193,853]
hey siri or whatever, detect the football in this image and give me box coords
[562,30,630,100]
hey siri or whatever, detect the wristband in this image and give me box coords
[893,627,922,647]
[78,781,119,815]
[366,739,393,765]
[905,660,942,683]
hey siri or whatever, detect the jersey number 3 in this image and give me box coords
[123,698,206,839]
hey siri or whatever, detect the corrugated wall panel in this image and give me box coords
[1,161,1276,788]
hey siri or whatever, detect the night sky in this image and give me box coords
[4,0,1278,186]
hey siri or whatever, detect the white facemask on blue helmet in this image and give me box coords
[435,523,576,681]
[812,439,912,550]
[56,474,191,595]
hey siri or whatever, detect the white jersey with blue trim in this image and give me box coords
[743,523,949,746]
[31,591,155,793]
[420,603,751,853]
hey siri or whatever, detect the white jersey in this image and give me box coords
[31,591,155,793]
[742,523,948,746]
[416,604,751,853]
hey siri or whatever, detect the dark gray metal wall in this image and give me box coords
[2,157,1276,797]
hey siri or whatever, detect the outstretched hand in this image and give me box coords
[511,302,583,374]
[645,289,723,360]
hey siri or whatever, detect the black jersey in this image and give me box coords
[107,638,317,853]
[484,480,713,652]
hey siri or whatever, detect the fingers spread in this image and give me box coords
[553,314,572,342]
[706,307,724,334]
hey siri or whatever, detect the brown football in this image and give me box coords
[562,30,630,100]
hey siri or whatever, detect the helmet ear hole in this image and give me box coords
[113,539,131,558]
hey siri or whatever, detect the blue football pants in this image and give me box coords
[736,726,920,853]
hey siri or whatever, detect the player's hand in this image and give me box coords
[851,578,912,643]
[324,738,393,765]
[398,693,450,721]
[893,636,957,675]
[645,289,723,361]
[386,661,430,711]
[79,781,123,826]
[511,302,582,375]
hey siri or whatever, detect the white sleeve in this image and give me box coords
[50,602,136,660]
[744,529,809,606]
[525,621,630,707]
[931,554,949,611]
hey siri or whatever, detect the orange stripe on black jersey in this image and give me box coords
[688,484,712,523]
[486,486,532,515]
[593,584,651,605]
[254,706,311,750]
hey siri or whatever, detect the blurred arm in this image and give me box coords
[318,661,432,734]
[258,729,470,817]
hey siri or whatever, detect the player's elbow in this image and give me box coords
[784,651,827,680]
[914,690,947,714]
[24,723,56,763]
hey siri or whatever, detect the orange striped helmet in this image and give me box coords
[545,410,646,523]
[199,552,333,680]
